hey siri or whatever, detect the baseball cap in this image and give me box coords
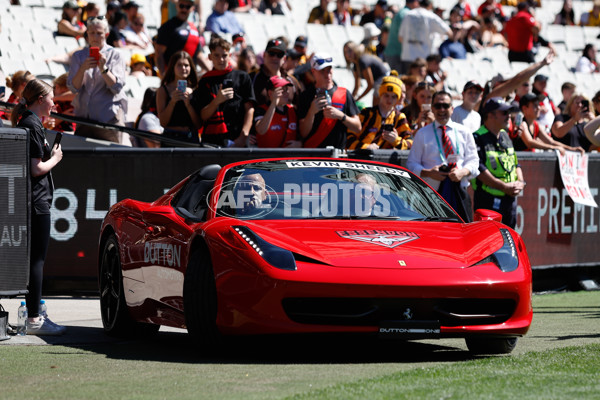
[463,80,483,92]
[232,32,245,44]
[122,1,139,9]
[534,74,548,82]
[519,93,543,109]
[376,0,388,8]
[490,73,505,87]
[106,1,120,11]
[62,0,79,9]
[311,52,334,70]
[294,35,308,49]
[268,76,293,89]
[363,22,381,39]
[286,48,302,60]
[265,39,286,54]
[482,98,519,115]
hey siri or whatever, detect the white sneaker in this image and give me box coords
[27,316,66,336]
[43,316,67,334]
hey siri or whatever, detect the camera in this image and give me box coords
[439,164,451,173]
[381,124,394,132]
[421,103,431,112]
[222,79,234,89]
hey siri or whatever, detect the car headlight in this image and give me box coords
[473,228,519,272]
[233,226,297,271]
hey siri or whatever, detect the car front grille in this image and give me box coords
[281,298,516,327]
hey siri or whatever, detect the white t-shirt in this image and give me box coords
[575,56,597,73]
[451,105,481,134]
[537,96,555,130]
[399,8,450,62]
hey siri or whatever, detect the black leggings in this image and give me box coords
[26,213,50,318]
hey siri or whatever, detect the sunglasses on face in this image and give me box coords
[267,51,284,58]
[314,57,333,65]
[178,3,192,9]
[433,103,451,110]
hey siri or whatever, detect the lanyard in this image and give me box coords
[433,123,460,164]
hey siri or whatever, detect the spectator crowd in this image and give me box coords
[2,0,600,225]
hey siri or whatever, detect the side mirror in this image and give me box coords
[473,209,503,223]
[142,205,176,226]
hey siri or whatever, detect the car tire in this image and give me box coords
[99,234,159,337]
[465,337,518,355]
[183,247,221,351]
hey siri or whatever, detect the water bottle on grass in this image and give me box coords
[17,302,27,336]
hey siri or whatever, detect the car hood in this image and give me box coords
[242,220,504,269]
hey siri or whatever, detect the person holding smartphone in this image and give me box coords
[551,93,596,151]
[347,72,412,150]
[10,79,65,335]
[298,52,361,149]
[400,82,435,131]
[67,16,127,144]
[513,93,585,155]
[156,51,201,146]
[193,37,255,147]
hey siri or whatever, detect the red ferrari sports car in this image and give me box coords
[99,158,532,354]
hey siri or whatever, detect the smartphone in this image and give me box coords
[0,86,5,99]
[514,112,524,127]
[582,99,590,110]
[52,132,63,148]
[222,78,233,89]
[177,80,187,92]
[89,46,100,61]
[421,103,431,112]
[381,124,394,132]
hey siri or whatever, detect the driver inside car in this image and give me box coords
[237,173,268,215]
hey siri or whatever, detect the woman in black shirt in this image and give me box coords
[10,79,65,336]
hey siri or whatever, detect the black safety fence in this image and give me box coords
[1,120,599,293]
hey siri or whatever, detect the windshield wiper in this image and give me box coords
[410,216,461,222]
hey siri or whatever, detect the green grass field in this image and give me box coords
[1,291,598,400]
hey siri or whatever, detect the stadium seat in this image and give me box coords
[47,61,67,77]
[0,57,28,76]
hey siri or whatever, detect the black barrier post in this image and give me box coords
[0,128,30,298]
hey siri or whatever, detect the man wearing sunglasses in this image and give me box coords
[252,39,293,107]
[298,52,361,149]
[472,99,525,228]
[155,0,204,76]
[407,91,479,222]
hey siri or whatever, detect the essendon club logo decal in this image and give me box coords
[336,230,419,248]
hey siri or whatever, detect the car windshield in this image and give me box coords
[214,160,460,221]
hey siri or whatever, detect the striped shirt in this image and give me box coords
[347,107,412,150]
